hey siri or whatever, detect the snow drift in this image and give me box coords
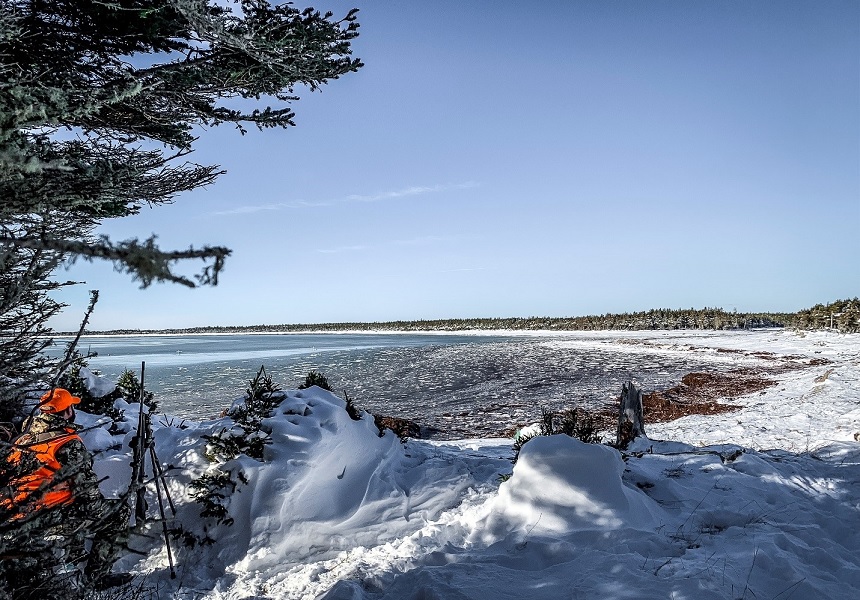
[477,435,663,541]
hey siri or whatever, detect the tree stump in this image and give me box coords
[616,381,645,448]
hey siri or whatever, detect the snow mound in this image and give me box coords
[233,387,405,570]
[477,435,662,542]
[116,386,513,598]
[79,366,117,397]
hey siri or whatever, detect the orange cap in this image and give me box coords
[40,388,81,413]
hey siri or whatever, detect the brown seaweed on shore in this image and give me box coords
[385,368,782,440]
[573,369,779,435]
[374,414,422,440]
[638,370,775,423]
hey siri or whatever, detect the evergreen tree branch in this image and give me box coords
[3,234,231,288]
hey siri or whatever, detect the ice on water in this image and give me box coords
[68,331,744,438]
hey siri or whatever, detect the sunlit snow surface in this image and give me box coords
[78,329,860,599]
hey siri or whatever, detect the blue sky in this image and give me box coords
[51,0,859,331]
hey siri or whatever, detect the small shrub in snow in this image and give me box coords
[343,391,362,421]
[539,407,555,436]
[242,365,283,413]
[205,426,271,463]
[206,366,284,462]
[512,431,539,463]
[556,407,601,444]
[512,406,603,463]
[189,469,248,527]
[194,366,284,530]
[171,522,215,548]
[298,371,368,424]
[298,370,333,392]
[117,368,157,412]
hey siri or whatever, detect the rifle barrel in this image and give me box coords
[134,361,147,523]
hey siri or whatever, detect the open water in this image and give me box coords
[61,333,731,439]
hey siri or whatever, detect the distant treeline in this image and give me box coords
[787,297,860,333]
[81,299,860,335]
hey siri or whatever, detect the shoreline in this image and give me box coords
[65,329,857,446]
[53,307,800,336]
[55,326,789,338]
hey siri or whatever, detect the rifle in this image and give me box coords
[128,361,177,578]
[131,362,147,524]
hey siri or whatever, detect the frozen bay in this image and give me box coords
[63,330,791,438]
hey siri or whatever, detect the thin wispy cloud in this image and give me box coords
[210,199,328,216]
[315,235,455,255]
[392,235,450,247]
[211,182,479,216]
[342,182,477,204]
[439,267,488,273]
[211,204,284,215]
[316,244,369,254]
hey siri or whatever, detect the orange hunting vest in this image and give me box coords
[3,430,80,514]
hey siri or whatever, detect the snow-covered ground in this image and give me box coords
[79,329,860,599]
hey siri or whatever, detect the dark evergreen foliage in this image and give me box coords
[299,370,333,392]
[240,365,282,422]
[189,469,247,527]
[1,3,362,593]
[343,391,362,421]
[0,238,68,422]
[1,0,362,420]
[556,407,601,444]
[2,0,361,284]
[788,298,860,333]
[195,366,283,531]
[512,406,603,463]
[511,430,539,464]
[57,361,108,417]
[206,365,283,462]
[84,304,854,335]
[116,369,157,412]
